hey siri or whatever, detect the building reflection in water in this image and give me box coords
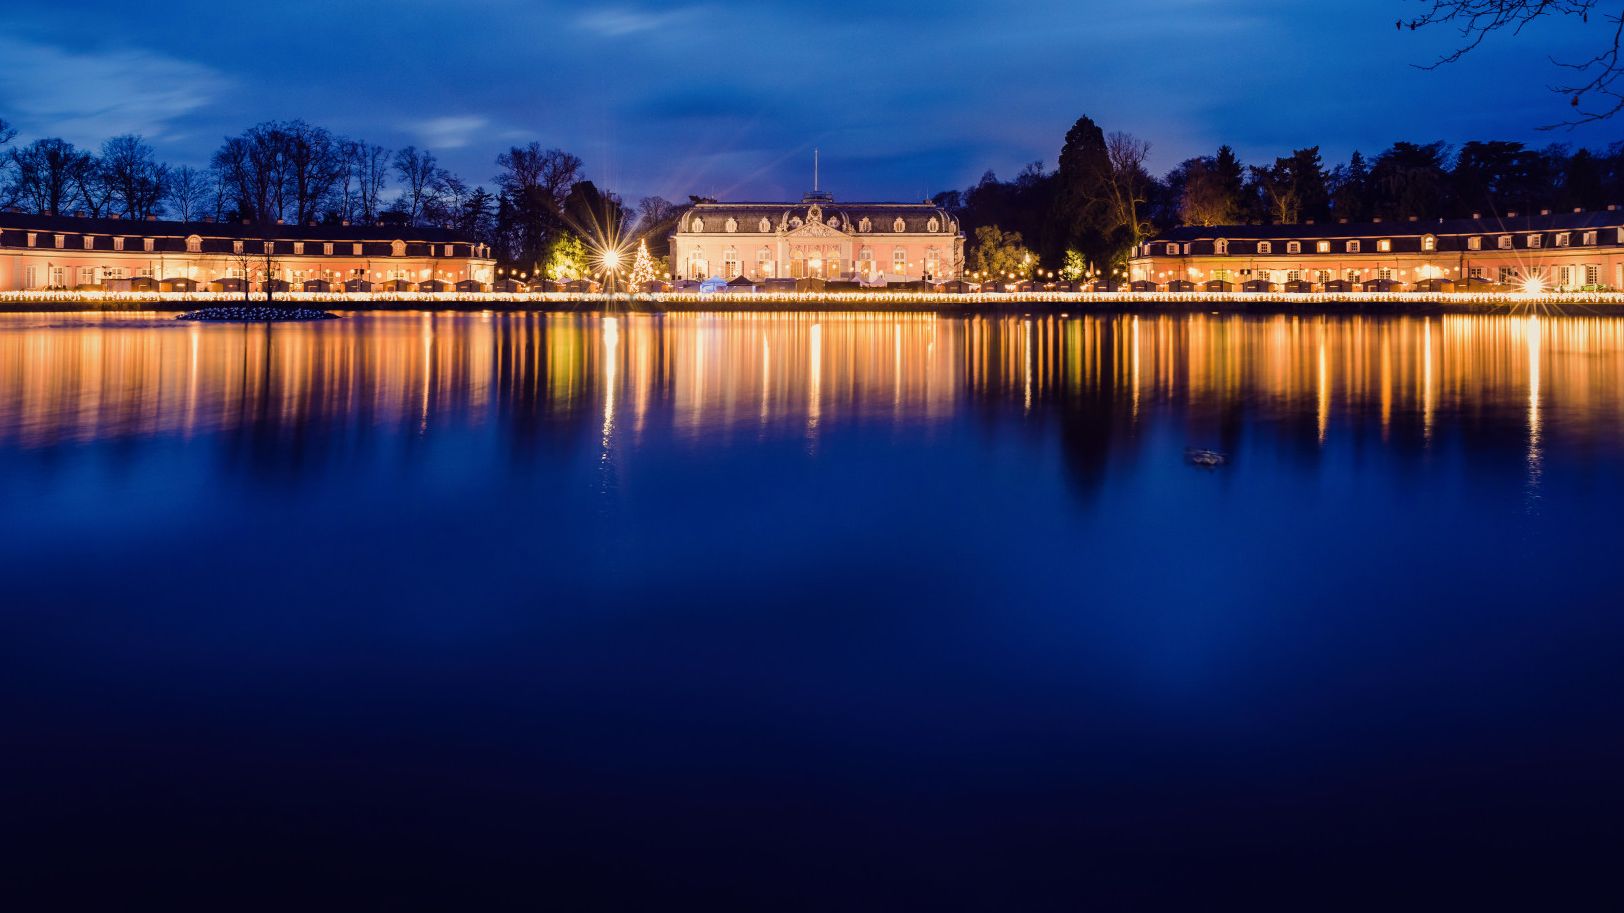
[1,311,1620,483]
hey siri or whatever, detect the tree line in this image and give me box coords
[0,115,677,280]
[938,115,1624,279]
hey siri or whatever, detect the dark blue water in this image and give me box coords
[3,311,1623,910]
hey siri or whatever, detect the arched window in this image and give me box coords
[859,217,873,233]
[893,217,906,233]
[807,250,824,278]
[790,248,806,278]
[825,248,841,278]
[690,216,705,232]
[892,246,907,274]
[686,252,708,279]
[857,246,875,276]
[391,239,405,257]
[755,246,774,277]
[928,218,940,233]
[758,217,771,233]
[925,247,941,277]
[1422,235,1437,252]
[725,218,738,233]
[723,247,741,278]
[1214,238,1229,255]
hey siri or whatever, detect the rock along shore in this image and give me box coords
[176,306,339,322]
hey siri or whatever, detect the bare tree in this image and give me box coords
[281,121,342,225]
[11,138,91,215]
[167,165,210,222]
[0,118,16,209]
[634,195,675,233]
[100,134,169,219]
[1407,1,1624,125]
[393,145,443,225]
[1103,131,1153,248]
[494,143,582,212]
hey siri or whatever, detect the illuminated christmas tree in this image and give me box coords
[628,239,657,288]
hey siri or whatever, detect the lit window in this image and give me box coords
[759,218,771,232]
[893,247,907,273]
[1467,236,1482,251]
[294,242,305,255]
[1554,232,1570,248]
[691,217,704,232]
[323,242,333,255]
[1347,240,1360,253]
[353,243,363,255]
[391,240,405,257]
[1377,239,1391,252]
[264,241,274,254]
[1257,241,1272,254]
[1166,242,1179,255]
[1528,234,1541,249]
[83,236,94,250]
[723,247,741,278]
[1286,241,1301,254]
[115,237,126,251]
[725,218,738,233]
[1583,231,1597,246]
[145,238,155,252]
[1498,235,1512,250]
[233,240,244,254]
[54,234,65,249]
[1315,241,1330,254]
[925,247,941,276]
[26,232,37,247]
[187,235,202,253]
[1421,235,1436,252]
[1214,238,1229,255]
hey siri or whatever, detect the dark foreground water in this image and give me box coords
[2,310,1623,910]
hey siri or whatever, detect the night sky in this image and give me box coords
[0,1,1612,204]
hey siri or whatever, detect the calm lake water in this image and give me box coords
[3,309,1623,910]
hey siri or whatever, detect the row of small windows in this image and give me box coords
[690,215,943,234]
[10,233,463,258]
[1160,229,1617,257]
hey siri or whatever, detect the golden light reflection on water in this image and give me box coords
[1,311,1622,451]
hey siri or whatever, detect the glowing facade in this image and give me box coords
[0,211,496,291]
[1128,208,1624,291]
[669,193,965,283]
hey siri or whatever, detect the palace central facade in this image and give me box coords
[670,193,964,283]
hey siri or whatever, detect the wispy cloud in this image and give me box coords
[574,6,705,37]
[0,37,229,143]
[412,115,490,149]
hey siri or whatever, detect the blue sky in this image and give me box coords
[0,1,1615,204]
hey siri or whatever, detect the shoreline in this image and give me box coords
[2,290,1621,316]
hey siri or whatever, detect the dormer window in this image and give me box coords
[1347,240,1360,253]
[1467,236,1482,251]
[54,234,65,249]
[1315,241,1330,254]
[1554,232,1569,248]
[186,235,202,253]
[1528,234,1541,249]
[1421,235,1436,252]
[1377,239,1392,252]
[27,232,37,247]
[144,238,155,252]
[690,217,704,232]
[1257,241,1272,254]
[927,218,940,233]
[859,217,872,233]
[233,240,244,254]
[893,217,906,232]
[1214,238,1229,255]
[294,242,305,255]
[263,241,274,254]
[759,217,771,232]
[352,243,362,255]
[83,236,94,250]
[115,237,126,251]
[1583,231,1597,246]
[725,217,738,233]
[323,242,333,255]
[1166,242,1179,255]
[1286,241,1301,254]
[1498,235,1512,249]
[390,240,405,257]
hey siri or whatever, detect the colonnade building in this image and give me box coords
[1127,208,1624,292]
[669,193,965,284]
[0,210,495,291]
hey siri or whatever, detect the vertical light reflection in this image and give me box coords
[1526,315,1543,511]
[807,322,821,443]
[1422,319,1434,443]
[1131,315,1140,421]
[1317,331,1329,445]
[419,312,433,434]
[602,316,619,453]
[1023,318,1033,413]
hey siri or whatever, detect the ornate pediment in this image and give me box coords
[788,221,848,239]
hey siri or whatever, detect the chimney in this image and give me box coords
[275,218,285,225]
[341,219,350,226]
[1540,208,1550,216]
[1338,217,1348,224]
[1372,216,1382,223]
[109,213,121,220]
[1407,215,1418,222]
[146,214,157,221]
[200,215,214,223]
[1305,219,1315,225]
[242,219,251,225]
[1574,207,1583,214]
[74,210,86,218]
[1471,212,1481,219]
[1609,204,1619,212]
[308,220,317,227]
[1507,210,1517,218]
